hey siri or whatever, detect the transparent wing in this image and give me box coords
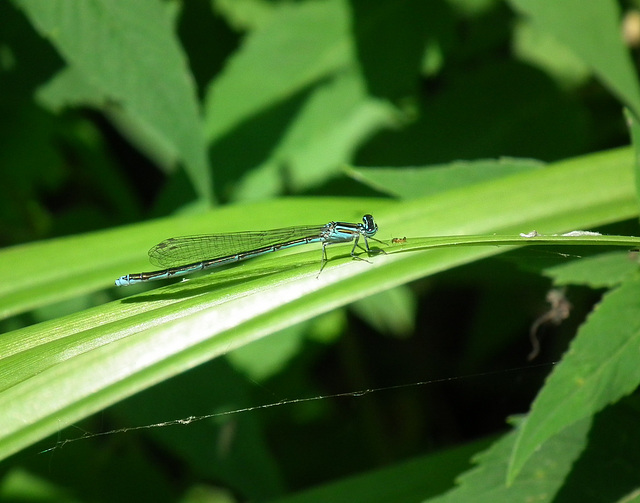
[148,225,328,267]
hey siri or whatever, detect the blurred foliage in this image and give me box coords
[1,0,640,501]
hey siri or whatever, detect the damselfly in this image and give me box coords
[115,214,379,286]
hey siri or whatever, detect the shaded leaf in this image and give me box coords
[204,0,353,142]
[544,251,638,288]
[508,277,640,483]
[508,0,640,117]
[17,0,211,200]
[430,416,591,502]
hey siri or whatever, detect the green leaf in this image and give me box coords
[232,70,398,200]
[625,107,640,210]
[16,0,211,201]
[0,468,79,501]
[351,286,417,338]
[508,0,640,117]
[2,147,637,321]
[36,66,105,111]
[555,396,640,502]
[507,276,640,483]
[543,251,638,288]
[433,394,640,502]
[428,416,592,502]
[226,324,308,381]
[204,0,353,143]
[346,158,545,199]
[269,435,494,503]
[357,61,589,164]
[214,0,276,31]
[513,19,591,89]
[1,146,638,460]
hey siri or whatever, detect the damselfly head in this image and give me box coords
[362,214,378,236]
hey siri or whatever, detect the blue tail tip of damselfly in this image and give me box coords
[115,275,130,287]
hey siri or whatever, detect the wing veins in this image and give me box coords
[148,225,327,268]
